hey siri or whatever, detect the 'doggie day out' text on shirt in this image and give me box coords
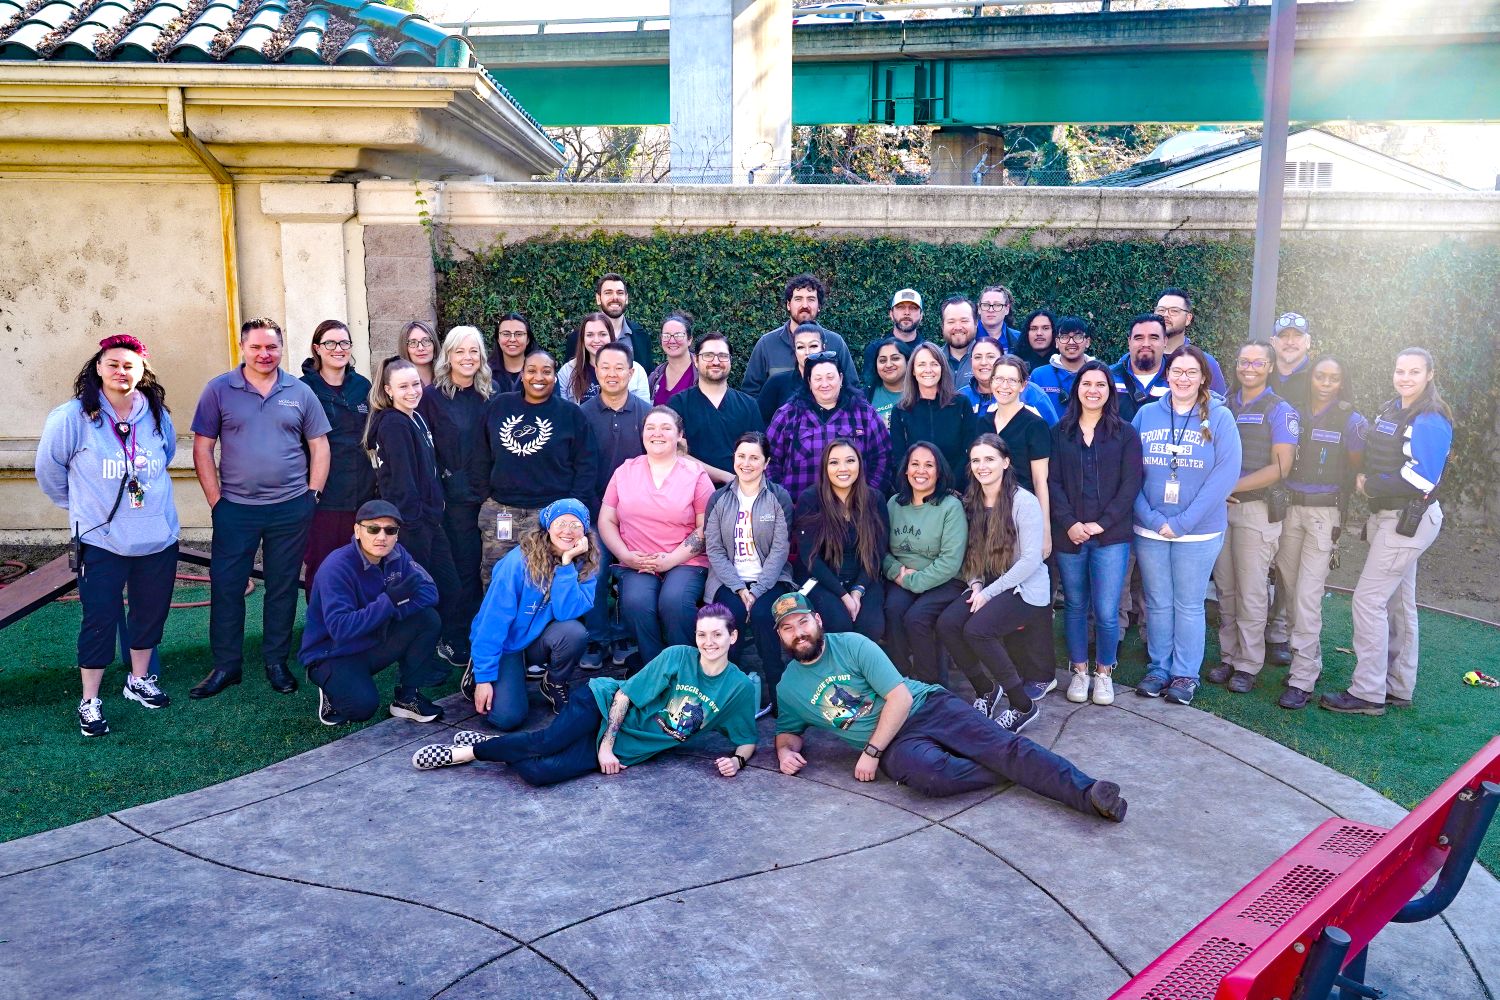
[776,633,939,750]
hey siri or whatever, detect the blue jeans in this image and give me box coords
[1133,533,1225,680]
[474,694,603,786]
[485,619,587,731]
[616,565,707,666]
[1055,541,1131,668]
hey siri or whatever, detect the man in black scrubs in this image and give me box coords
[671,332,764,486]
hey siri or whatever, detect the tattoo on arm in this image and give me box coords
[683,530,705,555]
[603,692,628,746]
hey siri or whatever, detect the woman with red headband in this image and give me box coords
[37,335,179,737]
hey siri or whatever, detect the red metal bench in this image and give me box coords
[1109,735,1500,1000]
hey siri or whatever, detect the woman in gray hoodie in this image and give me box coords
[37,334,179,737]
[703,431,794,716]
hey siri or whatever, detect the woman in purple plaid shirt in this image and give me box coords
[767,352,892,500]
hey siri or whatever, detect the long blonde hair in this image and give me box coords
[433,326,493,400]
[519,522,599,596]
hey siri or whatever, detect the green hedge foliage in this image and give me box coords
[438,230,1498,503]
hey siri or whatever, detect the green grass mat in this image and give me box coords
[1,588,1495,877]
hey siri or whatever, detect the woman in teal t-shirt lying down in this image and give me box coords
[411,603,760,786]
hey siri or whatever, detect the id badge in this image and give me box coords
[1163,479,1181,505]
[127,479,145,509]
[496,510,513,541]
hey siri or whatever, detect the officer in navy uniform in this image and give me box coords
[1111,313,1170,423]
[1272,355,1367,709]
[1207,342,1298,694]
[1321,347,1453,716]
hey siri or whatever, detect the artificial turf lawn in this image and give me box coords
[1,586,1496,876]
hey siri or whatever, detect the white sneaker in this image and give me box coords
[1066,669,1090,704]
[1091,670,1116,706]
[123,673,170,709]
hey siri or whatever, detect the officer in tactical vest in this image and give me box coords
[1272,355,1367,709]
[1208,342,1299,694]
[1321,348,1453,716]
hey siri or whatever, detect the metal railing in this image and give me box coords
[446,0,1265,36]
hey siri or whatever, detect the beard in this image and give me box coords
[893,316,920,334]
[600,302,625,319]
[788,632,826,663]
[1132,349,1158,370]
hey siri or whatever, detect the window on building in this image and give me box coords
[1284,160,1334,189]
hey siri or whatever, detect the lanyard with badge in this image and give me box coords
[1163,407,1190,505]
[113,418,146,508]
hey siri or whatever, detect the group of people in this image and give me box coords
[35,271,1451,824]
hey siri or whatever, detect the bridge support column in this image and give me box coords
[669,0,791,184]
[929,128,1006,186]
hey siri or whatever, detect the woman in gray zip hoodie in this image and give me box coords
[37,335,180,737]
[703,431,795,712]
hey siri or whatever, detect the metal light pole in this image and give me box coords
[1247,0,1297,342]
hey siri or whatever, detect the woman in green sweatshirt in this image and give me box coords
[882,442,969,685]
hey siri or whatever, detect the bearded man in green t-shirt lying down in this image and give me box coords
[411,603,759,785]
[770,591,1127,822]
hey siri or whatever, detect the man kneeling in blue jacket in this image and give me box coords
[299,499,447,726]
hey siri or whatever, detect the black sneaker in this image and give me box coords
[123,673,170,709]
[1022,677,1057,703]
[610,639,636,666]
[436,641,470,669]
[78,698,108,737]
[459,662,476,702]
[993,701,1039,734]
[539,672,570,712]
[580,643,606,672]
[1087,780,1128,823]
[390,690,444,723]
[316,686,345,726]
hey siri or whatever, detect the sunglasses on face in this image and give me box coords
[360,524,400,536]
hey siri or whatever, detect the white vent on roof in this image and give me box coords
[1285,161,1333,189]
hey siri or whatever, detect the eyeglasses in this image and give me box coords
[1057,333,1089,343]
[992,376,1022,387]
[360,524,399,536]
[662,331,688,342]
[978,301,1007,311]
[1236,359,1269,371]
[698,352,731,362]
[407,338,434,349]
[497,330,529,340]
[1156,306,1189,317]
[317,339,352,351]
[1168,369,1201,381]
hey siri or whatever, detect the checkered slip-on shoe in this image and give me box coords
[451,730,498,747]
[412,744,461,770]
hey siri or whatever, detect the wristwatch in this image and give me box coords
[861,743,883,759]
[733,751,751,770]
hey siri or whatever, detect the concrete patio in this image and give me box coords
[2,683,1496,999]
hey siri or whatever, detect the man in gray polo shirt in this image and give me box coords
[189,317,331,699]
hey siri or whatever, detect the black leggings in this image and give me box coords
[938,590,1054,708]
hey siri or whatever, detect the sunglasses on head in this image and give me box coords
[1275,312,1309,333]
[360,524,400,536]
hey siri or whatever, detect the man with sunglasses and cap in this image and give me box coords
[770,591,1127,821]
[298,499,446,726]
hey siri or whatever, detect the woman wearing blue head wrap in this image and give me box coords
[464,498,600,730]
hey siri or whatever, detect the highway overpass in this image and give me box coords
[460,1,1500,126]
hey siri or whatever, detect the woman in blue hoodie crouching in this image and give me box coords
[1130,345,1241,706]
[465,499,599,730]
[37,335,179,737]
